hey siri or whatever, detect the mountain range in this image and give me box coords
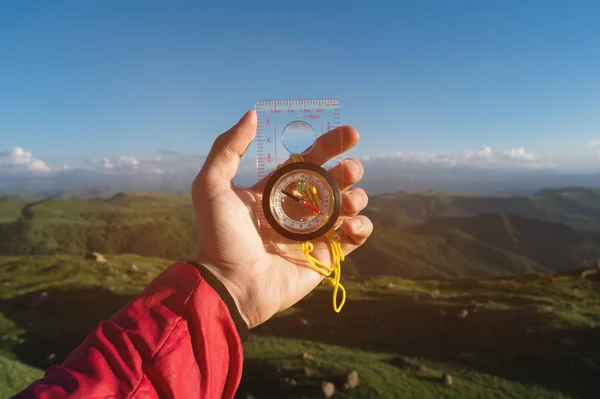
[3,187,600,279]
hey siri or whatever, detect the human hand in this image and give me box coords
[192,110,372,328]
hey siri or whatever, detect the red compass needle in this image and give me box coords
[282,190,323,215]
[301,200,323,215]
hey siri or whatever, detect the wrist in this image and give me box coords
[189,259,263,329]
[186,260,253,338]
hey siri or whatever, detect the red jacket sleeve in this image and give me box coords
[12,261,249,399]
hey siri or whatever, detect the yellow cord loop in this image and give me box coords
[287,153,347,313]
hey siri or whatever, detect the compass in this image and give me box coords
[262,161,342,241]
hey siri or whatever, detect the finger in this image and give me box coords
[251,125,359,192]
[341,188,368,216]
[193,110,257,193]
[297,125,360,165]
[337,215,373,255]
[328,158,364,192]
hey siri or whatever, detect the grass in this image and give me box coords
[1,255,599,398]
[0,355,43,398]
[238,336,573,399]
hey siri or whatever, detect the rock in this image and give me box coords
[583,269,600,282]
[302,352,312,360]
[47,353,56,362]
[31,291,50,307]
[300,318,310,327]
[390,356,423,371]
[442,373,453,387]
[85,252,106,263]
[321,381,335,398]
[18,338,26,344]
[457,309,469,319]
[341,370,360,390]
[129,264,139,272]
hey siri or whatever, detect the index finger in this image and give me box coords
[251,125,360,191]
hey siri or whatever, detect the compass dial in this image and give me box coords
[262,162,341,241]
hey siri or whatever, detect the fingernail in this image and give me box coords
[239,110,256,125]
[350,191,364,206]
[347,218,362,230]
[248,109,257,124]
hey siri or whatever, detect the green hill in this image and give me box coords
[1,255,599,398]
[4,190,600,280]
[0,197,24,224]
[407,213,600,273]
[0,192,197,259]
[365,188,600,230]
[343,212,600,279]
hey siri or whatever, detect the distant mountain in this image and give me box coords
[357,166,600,195]
[3,189,600,279]
[349,212,600,279]
[3,163,600,199]
[364,187,600,231]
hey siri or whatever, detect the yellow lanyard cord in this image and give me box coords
[299,230,346,312]
[283,154,347,312]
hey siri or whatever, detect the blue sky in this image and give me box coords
[1,0,600,176]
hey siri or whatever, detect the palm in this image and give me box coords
[192,110,371,328]
[195,185,335,321]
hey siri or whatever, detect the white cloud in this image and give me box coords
[367,145,549,169]
[586,140,600,147]
[0,143,563,183]
[0,147,56,173]
[85,156,141,172]
[502,147,536,160]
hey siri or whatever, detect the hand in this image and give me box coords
[191,110,372,328]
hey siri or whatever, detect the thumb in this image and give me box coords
[197,110,257,189]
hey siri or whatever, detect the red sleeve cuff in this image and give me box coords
[185,261,250,342]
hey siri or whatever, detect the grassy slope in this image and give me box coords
[1,255,599,398]
[4,191,600,279]
[365,188,600,231]
[0,192,197,259]
[406,213,600,274]
[0,355,43,398]
[0,197,24,223]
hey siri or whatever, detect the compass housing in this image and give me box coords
[262,162,342,241]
